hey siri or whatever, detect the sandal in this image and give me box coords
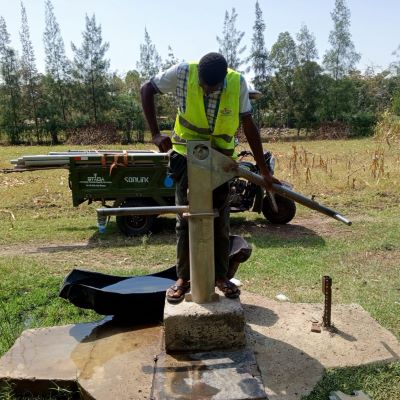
[166,283,190,304]
[216,279,241,299]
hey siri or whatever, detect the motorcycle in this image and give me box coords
[229,149,296,224]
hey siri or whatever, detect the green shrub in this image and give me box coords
[159,119,174,131]
[391,91,400,115]
[347,112,377,137]
[261,111,278,128]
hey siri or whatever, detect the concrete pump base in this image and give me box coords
[164,295,246,352]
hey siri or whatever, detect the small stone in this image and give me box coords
[311,322,322,333]
[276,293,289,302]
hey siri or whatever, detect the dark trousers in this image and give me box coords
[169,151,230,281]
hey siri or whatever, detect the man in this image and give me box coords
[141,52,276,303]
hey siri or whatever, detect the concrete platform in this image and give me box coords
[0,317,264,400]
[164,295,246,352]
[1,294,399,399]
[0,318,162,399]
[152,347,267,400]
[240,291,400,400]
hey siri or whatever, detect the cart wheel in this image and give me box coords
[262,194,296,224]
[116,199,157,236]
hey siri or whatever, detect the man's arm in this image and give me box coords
[140,82,172,152]
[241,114,279,189]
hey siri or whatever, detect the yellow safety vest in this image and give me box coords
[172,63,240,157]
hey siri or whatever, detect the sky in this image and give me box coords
[0,0,399,79]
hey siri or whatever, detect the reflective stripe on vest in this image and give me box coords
[172,63,240,157]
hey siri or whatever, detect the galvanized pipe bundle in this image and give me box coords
[10,150,168,171]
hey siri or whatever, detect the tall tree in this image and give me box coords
[20,1,40,139]
[158,45,178,129]
[43,0,70,135]
[249,0,269,89]
[136,28,161,80]
[293,24,321,131]
[293,61,322,132]
[269,32,298,126]
[0,15,10,56]
[322,0,360,120]
[296,24,318,65]
[323,0,360,80]
[124,70,145,142]
[270,32,298,72]
[0,17,22,144]
[162,45,179,70]
[216,8,246,71]
[71,14,110,123]
[391,45,400,76]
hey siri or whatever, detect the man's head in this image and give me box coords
[198,52,228,94]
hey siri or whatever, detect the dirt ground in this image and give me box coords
[0,214,352,257]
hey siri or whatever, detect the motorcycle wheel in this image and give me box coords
[262,194,296,224]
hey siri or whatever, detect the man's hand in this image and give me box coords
[261,170,281,191]
[141,82,172,152]
[153,133,172,152]
[241,114,281,190]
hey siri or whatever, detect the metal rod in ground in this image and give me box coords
[322,276,332,328]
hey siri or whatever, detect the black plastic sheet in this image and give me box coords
[59,235,252,321]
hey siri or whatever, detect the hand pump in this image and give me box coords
[97,140,352,304]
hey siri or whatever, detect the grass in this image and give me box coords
[304,362,400,400]
[0,256,99,356]
[0,137,399,399]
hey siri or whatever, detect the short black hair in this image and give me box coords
[198,52,228,86]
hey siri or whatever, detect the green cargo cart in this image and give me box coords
[68,151,176,236]
[11,150,176,236]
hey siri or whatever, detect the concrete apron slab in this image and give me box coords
[240,291,400,400]
[152,347,267,400]
[1,293,399,399]
[0,318,162,399]
[0,317,265,400]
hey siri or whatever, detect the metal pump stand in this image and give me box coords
[97,140,352,305]
[96,141,239,304]
[185,141,237,303]
[185,142,219,303]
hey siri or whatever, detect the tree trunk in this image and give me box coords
[90,71,97,123]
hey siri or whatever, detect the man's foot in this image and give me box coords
[166,279,190,303]
[215,277,241,299]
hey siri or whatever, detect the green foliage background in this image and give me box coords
[1,0,400,145]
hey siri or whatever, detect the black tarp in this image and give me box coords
[59,235,252,321]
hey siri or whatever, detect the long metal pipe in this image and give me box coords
[97,205,189,217]
[235,165,352,226]
[95,168,351,225]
